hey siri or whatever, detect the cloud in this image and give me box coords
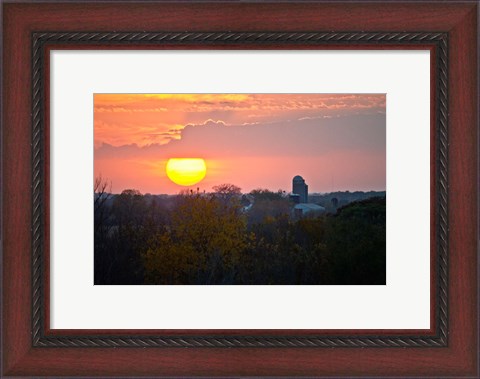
[94,94,385,115]
[95,113,386,161]
[94,94,386,147]
[184,119,227,128]
[95,106,167,113]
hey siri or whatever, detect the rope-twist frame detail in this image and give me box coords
[32,31,448,348]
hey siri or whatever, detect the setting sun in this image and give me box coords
[166,158,207,186]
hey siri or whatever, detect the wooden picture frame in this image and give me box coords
[2,1,478,377]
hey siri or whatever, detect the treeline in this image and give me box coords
[309,190,386,213]
[94,181,386,285]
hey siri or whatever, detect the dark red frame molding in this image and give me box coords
[2,1,478,377]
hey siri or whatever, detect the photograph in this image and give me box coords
[4,0,479,375]
[94,94,386,285]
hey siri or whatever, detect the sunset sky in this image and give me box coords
[94,94,386,194]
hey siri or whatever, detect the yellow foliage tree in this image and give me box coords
[143,191,248,284]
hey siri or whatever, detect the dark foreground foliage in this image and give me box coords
[94,185,386,285]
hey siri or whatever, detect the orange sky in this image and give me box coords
[94,94,386,194]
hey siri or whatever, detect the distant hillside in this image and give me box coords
[309,191,386,213]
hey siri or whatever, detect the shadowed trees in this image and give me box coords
[212,183,242,206]
[94,179,386,285]
[94,176,113,284]
[247,189,291,226]
[94,186,167,284]
[142,189,249,284]
[325,197,386,284]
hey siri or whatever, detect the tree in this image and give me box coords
[94,175,112,237]
[247,189,291,226]
[94,176,113,284]
[249,188,285,201]
[112,189,147,227]
[105,189,148,284]
[143,191,248,284]
[325,197,386,284]
[212,183,242,207]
